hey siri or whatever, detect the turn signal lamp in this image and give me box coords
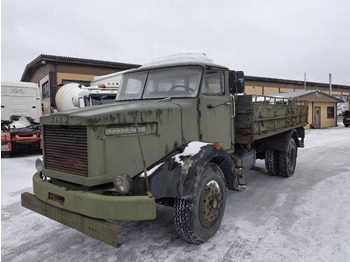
[213,141,221,150]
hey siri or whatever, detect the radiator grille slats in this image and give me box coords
[44,125,88,176]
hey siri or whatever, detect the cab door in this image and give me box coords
[199,68,233,150]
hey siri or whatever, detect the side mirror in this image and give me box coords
[229,71,245,94]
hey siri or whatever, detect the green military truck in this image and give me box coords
[22,54,308,247]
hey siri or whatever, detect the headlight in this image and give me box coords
[113,175,133,195]
[35,158,44,172]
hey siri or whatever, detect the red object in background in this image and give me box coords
[1,129,42,157]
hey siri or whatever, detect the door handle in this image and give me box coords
[207,101,231,109]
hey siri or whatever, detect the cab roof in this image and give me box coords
[128,52,228,72]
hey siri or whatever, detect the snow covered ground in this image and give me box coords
[1,123,350,261]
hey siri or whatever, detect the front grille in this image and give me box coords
[44,125,88,176]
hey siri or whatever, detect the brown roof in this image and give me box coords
[21,54,140,81]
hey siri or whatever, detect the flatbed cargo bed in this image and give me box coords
[235,95,308,145]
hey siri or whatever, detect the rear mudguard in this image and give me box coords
[261,128,302,152]
[147,142,237,199]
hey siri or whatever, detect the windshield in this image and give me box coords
[116,66,202,101]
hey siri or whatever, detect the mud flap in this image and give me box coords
[21,192,122,248]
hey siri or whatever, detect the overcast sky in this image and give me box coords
[1,0,350,85]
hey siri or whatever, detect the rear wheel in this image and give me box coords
[278,138,297,177]
[174,163,226,244]
[265,149,279,176]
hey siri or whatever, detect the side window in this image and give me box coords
[202,69,225,95]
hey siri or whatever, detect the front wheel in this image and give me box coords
[174,163,227,244]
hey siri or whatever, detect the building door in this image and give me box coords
[314,106,321,127]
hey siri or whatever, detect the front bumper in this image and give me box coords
[30,172,156,221]
[21,192,122,247]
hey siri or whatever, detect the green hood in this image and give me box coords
[41,100,192,186]
[42,100,178,126]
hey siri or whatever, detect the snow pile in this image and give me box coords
[173,141,209,165]
[140,141,210,178]
[141,52,214,68]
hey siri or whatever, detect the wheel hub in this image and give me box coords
[288,145,296,170]
[199,180,222,227]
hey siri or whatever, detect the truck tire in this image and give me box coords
[265,150,279,176]
[174,163,226,244]
[278,138,297,177]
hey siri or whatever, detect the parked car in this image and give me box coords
[343,110,350,127]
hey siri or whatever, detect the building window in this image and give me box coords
[327,106,334,118]
[42,81,49,99]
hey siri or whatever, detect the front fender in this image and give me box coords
[147,142,236,200]
[178,143,236,197]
